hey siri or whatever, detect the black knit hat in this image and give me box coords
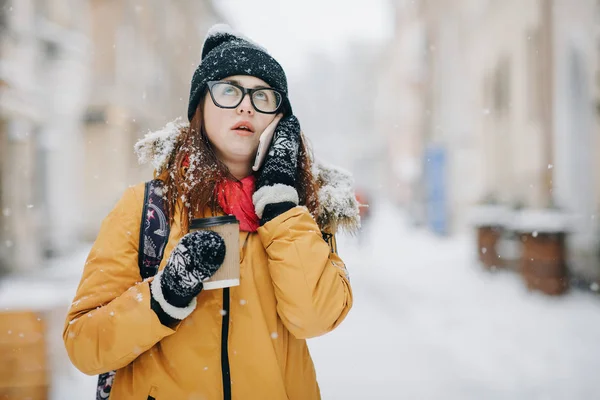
[187,24,290,121]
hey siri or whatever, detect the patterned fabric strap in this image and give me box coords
[96,370,115,400]
[95,180,170,399]
[139,180,171,279]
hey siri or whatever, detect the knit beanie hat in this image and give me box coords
[187,24,290,121]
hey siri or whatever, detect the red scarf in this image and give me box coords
[182,155,259,232]
[216,175,260,232]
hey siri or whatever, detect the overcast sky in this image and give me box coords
[215,1,395,77]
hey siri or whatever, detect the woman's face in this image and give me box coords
[203,75,279,167]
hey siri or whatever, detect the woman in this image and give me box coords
[64,24,359,399]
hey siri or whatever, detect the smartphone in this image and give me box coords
[252,114,283,171]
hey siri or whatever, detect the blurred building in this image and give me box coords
[292,43,386,195]
[374,0,428,225]
[0,0,223,274]
[83,0,222,240]
[0,0,91,273]
[381,0,600,280]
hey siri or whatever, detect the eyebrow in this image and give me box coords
[225,79,270,89]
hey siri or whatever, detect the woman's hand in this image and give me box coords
[253,115,302,225]
[150,230,226,323]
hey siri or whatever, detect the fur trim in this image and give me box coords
[135,119,361,233]
[134,118,188,174]
[252,184,299,218]
[150,271,197,320]
[313,161,361,235]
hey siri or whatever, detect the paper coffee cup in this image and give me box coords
[190,215,240,290]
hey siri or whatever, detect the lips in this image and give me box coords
[231,121,255,134]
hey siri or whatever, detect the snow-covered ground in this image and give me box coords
[309,199,600,400]
[3,197,600,399]
[0,246,98,399]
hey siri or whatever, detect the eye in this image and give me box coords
[254,91,268,101]
[222,86,237,96]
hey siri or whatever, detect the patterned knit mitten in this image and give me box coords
[253,115,301,225]
[150,230,225,324]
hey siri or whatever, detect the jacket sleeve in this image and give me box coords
[257,206,353,339]
[63,184,179,375]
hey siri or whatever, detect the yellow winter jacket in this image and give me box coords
[63,181,353,399]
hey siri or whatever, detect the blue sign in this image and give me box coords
[424,145,448,235]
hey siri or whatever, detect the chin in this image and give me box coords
[226,148,254,162]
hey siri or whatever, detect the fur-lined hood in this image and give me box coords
[134,119,360,234]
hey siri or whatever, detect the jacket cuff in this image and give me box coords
[150,271,197,321]
[252,184,299,218]
[150,297,181,327]
[260,202,297,225]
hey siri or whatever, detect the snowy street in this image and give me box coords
[310,199,600,399]
[3,198,600,399]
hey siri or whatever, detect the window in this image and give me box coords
[526,28,542,122]
[0,0,8,33]
[492,57,511,117]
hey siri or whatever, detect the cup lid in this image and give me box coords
[190,215,239,229]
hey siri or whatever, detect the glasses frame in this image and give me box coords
[206,80,286,114]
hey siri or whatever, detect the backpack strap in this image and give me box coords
[321,231,337,254]
[96,370,115,400]
[96,180,171,399]
[138,179,171,279]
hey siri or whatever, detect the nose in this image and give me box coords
[236,93,254,116]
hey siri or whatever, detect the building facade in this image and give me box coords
[382,0,600,279]
[0,0,223,273]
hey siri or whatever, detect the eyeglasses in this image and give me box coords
[206,81,285,114]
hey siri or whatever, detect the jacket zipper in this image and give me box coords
[221,288,232,400]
